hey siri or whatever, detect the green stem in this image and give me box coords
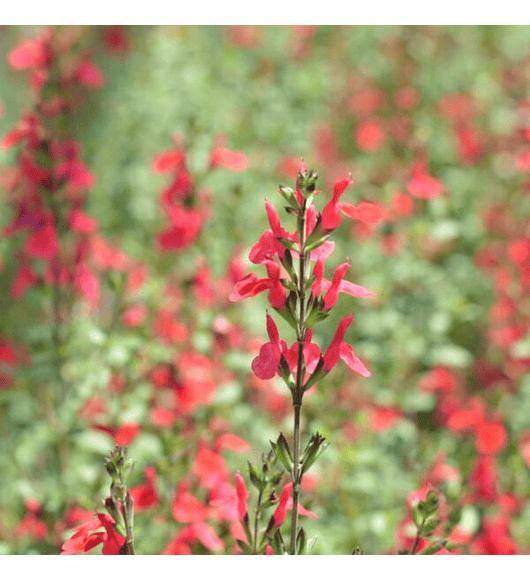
[289,199,307,555]
[410,518,425,555]
[122,504,136,555]
[289,401,302,555]
[252,488,263,554]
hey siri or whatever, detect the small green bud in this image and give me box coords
[248,462,261,489]
[296,527,307,555]
[412,503,423,528]
[300,432,327,476]
[270,433,293,473]
[422,517,440,536]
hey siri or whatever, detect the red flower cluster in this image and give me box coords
[61,512,125,555]
[230,165,374,387]
[163,436,252,554]
[154,135,247,253]
[0,29,126,309]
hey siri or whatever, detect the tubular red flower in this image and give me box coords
[311,258,325,297]
[229,272,271,302]
[323,315,353,371]
[282,331,322,376]
[209,144,248,172]
[322,316,370,377]
[152,148,186,174]
[172,481,209,523]
[407,161,444,199]
[60,513,125,555]
[265,261,286,309]
[339,343,371,377]
[129,467,159,512]
[340,200,385,225]
[8,37,52,70]
[249,230,281,264]
[273,482,293,527]
[323,262,350,310]
[321,178,352,231]
[249,200,297,264]
[251,312,282,380]
[235,472,249,522]
[319,262,375,309]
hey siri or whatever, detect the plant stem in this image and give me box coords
[122,502,136,555]
[289,199,307,555]
[252,488,263,554]
[289,401,302,555]
[410,518,425,555]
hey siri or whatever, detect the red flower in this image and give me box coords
[446,398,485,431]
[323,316,370,376]
[209,138,248,172]
[0,339,18,365]
[455,123,482,165]
[418,367,461,394]
[321,178,353,231]
[68,207,98,233]
[121,303,147,327]
[151,309,188,344]
[192,442,228,489]
[281,331,322,378]
[355,118,386,152]
[11,257,39,299]
[76,59,105,88]
[469,455,497,503]
[229,262,286,310]
[170,522,224,553]
[235,472,249,522]
[248,199,297,264]
[1,113,43,149]
[114,422,140,446]
[471,515,517,555]
[129,467,159,511]
[369,406,403,432]
[175,351,218,412]
[61,513,125,555]
[227,26,261,49]
[272,482,293,527]
[91,237,129,271]
[340,200,385,225]
[407,161,444,199]
[391,190,415,215]
[152,148,186,174]
[272,482,318,527]
[102,26,130,56]
[25,219,59,261]
[264,261,286,309]
[55,141,96,188]
[157,206,205,252]
[173,481,209,523]
[74,260,100,307]
[322,262,375,310]
[8,37,51,70]
[476,421,507,455]
[251,312,283,380]
[14,500,48,541]
[214,433,250,453]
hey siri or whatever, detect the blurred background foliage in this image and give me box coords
[1,25,530,555]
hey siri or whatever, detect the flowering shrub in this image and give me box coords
[1,25,530,555]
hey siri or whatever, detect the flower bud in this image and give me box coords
[270,433,293,473]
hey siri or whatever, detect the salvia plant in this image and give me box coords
[5,25,530,557]
[229,164,378,554]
